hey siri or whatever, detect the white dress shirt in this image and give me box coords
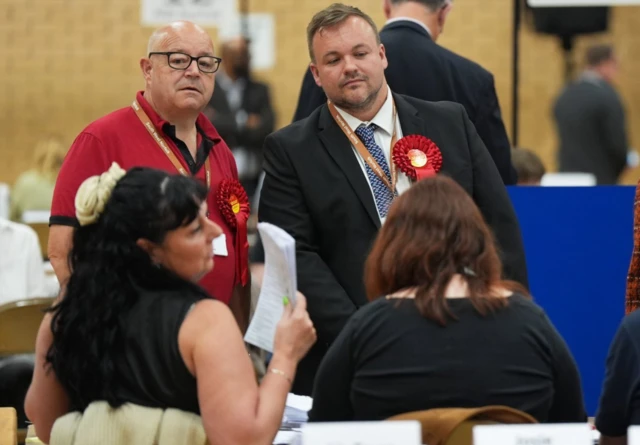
[0,218,48,305]
[335,86,412,222]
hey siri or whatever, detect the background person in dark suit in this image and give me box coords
[204,36,275,199]
[553,44,629,185]
[259,3,528,395]
[291,0,517,185]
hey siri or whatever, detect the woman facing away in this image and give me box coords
[24,163,316,444]
[10,135,67,222]
[309,175,586,423]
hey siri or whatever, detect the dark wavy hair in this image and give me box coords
[46,167,209,411]
[364,175,528,326]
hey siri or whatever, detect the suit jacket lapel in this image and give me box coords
[393,93,427,139]
[318,105,381,228]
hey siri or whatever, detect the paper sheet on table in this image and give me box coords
[244,222,297,352]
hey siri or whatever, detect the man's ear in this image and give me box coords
[140,58,153,82]
[136,238,161,264]
[382,0,392,19]
[438,2,454,33]
[309,63,322,88]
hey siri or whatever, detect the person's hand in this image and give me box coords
[246,113,261,129]
[273,291,316,363]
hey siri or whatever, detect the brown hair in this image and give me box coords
[585,44,614,68]
[306,3,381,62]
[364,175,528,326]
[33,135,68,181]
[511,147,546,184]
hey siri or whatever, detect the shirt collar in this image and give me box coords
[135,91,222,145]
[385,17,432,37]
[335,86,395,136]
[0,218,14,232]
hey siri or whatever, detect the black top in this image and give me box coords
[596,309,640,436]
[111,284,207,414]
[309,294,586,423]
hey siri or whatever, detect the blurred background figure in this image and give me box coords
[204,36,275,201]
[511,147,546,186]
[553,44,629,185]
[10,136,67,222]
[0,217,48,305]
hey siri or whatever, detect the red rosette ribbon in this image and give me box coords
[392,135,443,181]
[216,179,251,286]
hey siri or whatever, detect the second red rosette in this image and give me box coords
[392,135,443,181]
[216,178,251,286]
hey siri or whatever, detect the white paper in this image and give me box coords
[286,394,313,412]
[244,222,296,352]
[301,421,421,445]
[212,233,228,257]
[218,13,276,70]
[140,0,237,27]
[473,423,592,445]
[283,394,313,424]
[628,426,640,445]
[273,430,301,445]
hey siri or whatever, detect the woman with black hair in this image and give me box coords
[25,163,316,444]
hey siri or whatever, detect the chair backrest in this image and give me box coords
[387,406,537,445]
[0,407,17,445]
[25,223,50,260]
[0,298,55,355]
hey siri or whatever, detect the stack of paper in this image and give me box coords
[244,222,297,352]
[273,394,313,445]
[283,393,313,425]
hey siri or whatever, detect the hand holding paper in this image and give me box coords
[244,223,316,356]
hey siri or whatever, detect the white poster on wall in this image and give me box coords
[218,13,276,70]
[140,0,237,27]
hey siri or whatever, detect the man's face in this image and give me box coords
[601,57,620,83]
[309,16,388,112]
[230,44,251,79]
[143,25,216,114]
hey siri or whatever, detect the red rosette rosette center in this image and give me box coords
[392,135,443,181]
[216,179,251,286]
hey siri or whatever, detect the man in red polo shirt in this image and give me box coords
[49,21,251,330]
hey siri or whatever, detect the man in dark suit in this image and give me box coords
[292,0,517,185]
[259,3,527,395]
[204,36,275,199]
[554,44,628,185]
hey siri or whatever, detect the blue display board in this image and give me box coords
[508,185,635,415]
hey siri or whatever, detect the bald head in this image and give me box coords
[220,36,251,79]
[147,21,212,55]
[221,36,248,58]
[140,20,217,122]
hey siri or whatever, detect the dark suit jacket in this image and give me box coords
[553,75,628,185]
[259,93,528,395]
[204,78,275,175]
[292,20,516,185]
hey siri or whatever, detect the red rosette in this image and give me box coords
[216,179,251,286]
[392,135,443,181]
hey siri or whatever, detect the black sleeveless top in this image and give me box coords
[111,283,207,414]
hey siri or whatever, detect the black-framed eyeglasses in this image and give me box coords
[149,52,222,74]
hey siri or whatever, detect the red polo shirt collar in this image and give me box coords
[135,91,222,146]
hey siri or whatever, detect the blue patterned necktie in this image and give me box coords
[355,123,395,218]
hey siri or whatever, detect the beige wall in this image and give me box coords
[1,0,639,184]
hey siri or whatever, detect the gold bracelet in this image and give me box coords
[269,368,293,384]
